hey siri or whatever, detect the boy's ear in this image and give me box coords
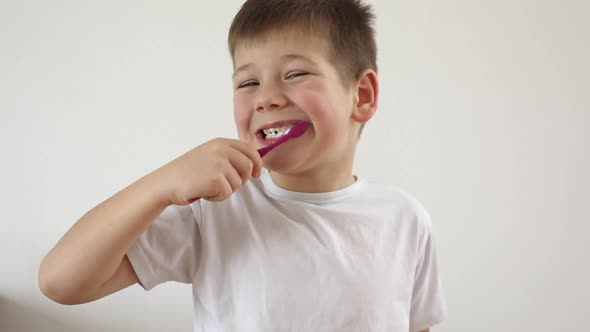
[351,69,379,123]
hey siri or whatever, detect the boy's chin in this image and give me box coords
[261,150,310,174]
[262,158,298,173]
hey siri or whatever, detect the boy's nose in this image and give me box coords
[254,85,288,112]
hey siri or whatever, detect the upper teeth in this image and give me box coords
[263,125,293,139]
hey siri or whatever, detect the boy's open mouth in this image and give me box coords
[255,119,309,141]
[258,124,295,140]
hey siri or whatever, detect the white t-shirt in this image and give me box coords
[127,168,447,332]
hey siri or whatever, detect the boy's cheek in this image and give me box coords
[291,90,332,120]
[233,107,252,140]
[298,95,349,140]
[235,124,251,143]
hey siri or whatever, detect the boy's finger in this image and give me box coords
[229,139,263,177]
[224,165,244,193]
[226,148,254,185]
[206,176,233,202]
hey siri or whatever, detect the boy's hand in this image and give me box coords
[156,138,262,205]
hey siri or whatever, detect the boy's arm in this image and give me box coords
[38,173,169,304]
[38,138,261,305]
[62,254,139,305]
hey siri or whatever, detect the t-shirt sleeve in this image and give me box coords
[409,209,448,332]
[126,202,202,290]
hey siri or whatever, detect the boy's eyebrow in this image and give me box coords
[279,54,316,64]
[232,54,317,78]
[233,63,253,79]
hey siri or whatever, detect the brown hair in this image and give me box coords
[228,0,378,84]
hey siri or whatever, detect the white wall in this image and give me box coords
[1,0,588,331]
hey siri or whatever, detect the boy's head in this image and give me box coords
[228,0,379,182]
[228,0,378,87]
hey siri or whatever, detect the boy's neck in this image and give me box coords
[266,130,360,193]
[268,165,357,193]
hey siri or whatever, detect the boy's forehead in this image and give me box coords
[232,29,332,67]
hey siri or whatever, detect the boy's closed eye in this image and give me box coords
[236,71,309,89]
[237,80,259,89]
[285,71,308,79]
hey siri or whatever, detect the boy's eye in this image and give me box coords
[237,80,259,89]
[286,72,308,80]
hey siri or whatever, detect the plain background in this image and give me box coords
[1,0,588,331]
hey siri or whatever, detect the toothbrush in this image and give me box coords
[256,120,309,157]
[188,121,309,203]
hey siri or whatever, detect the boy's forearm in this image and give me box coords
[39,170,170,302]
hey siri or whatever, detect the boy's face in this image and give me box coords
[232,29,361,175]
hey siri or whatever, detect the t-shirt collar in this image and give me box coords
[259,168,366,204]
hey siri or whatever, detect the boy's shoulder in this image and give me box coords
[361,179,434,228]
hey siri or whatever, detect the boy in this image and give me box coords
[39,0,447,331]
